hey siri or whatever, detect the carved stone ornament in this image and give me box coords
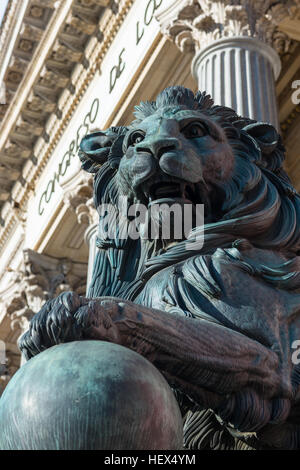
[63,173,98,226]
[157,0,300,54]
[5,248,88,334]
[2,86,300,450]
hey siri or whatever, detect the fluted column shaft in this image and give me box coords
[192,36,281,128]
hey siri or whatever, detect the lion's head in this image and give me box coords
[116,92,234,220]
[79,86,300,298]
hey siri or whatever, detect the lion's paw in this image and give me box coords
[18,292,92,360]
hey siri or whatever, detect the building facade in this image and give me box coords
[0,0,299,392]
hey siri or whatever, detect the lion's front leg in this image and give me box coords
[97,298,285,397]
[20,292,285,399]
[19,292,120,360]
[19,292,292,433]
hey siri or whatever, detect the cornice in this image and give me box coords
[0,0,112,212]
[0,0,56,121]
[0,0,72,150]
[0,0,134,255]
[0,1,24,76]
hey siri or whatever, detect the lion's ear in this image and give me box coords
[243,123,279,155]
[242,122,285,172]
[79,127,127,173]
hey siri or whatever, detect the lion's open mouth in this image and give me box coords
[132,174,212,233]
[142,180,197,205]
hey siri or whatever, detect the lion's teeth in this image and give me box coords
[141,180,196,203]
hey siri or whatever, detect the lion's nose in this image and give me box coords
[135,137,178,159]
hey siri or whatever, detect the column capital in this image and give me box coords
[157,0,299,55]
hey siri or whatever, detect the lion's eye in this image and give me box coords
[128,131,145,147]
[182,122,206,139]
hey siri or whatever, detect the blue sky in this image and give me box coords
[0,0,9,28]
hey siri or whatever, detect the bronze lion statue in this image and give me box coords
[19,86,300,450]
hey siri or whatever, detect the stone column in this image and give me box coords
[192,36,280,127]
[157,0,297,129]
[84,223,98,293]
[63,174,98,295]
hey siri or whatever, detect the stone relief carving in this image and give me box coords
[5,249,88,335]
[63,173,98,226]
